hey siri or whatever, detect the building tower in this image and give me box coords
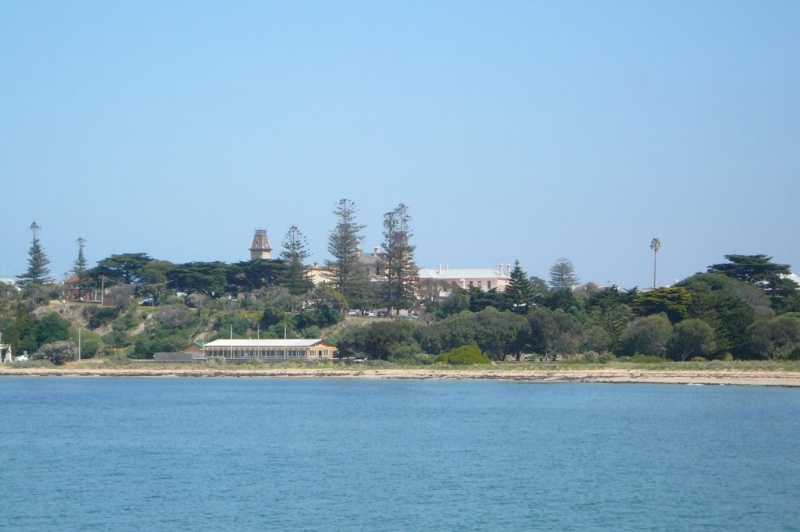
[249,229,272,260]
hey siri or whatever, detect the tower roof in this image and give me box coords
[250,229,272,252]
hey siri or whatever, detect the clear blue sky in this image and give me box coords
[1,1,798,289]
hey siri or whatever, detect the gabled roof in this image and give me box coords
[203,339,332,348]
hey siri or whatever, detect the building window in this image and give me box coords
[478,281,482,289]
[487,281,492,289]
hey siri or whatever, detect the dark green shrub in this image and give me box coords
[438,345,491,365]
[389,350,435,365]
[84,306,120,329]
[112,312,138,331]
[132,333,188,359]
[104,329,130,348]
[598,352,616,364]
[788,346,800,360]
[72,329,103,358]
[36,312,71,347]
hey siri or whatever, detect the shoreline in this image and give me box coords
[2,366,800,387]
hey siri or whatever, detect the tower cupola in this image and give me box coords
[250,229,272,260]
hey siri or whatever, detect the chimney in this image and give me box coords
[499,262,504,275]
[437,264,442,274]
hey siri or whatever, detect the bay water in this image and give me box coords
[1,377,798,530]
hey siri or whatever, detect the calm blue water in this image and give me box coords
[1,378,798,531]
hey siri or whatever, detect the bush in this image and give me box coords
[598,352,616,364]
[104,329,131,348]
[72,329,103,358]
[36,312,71,346]
[112,312,139,331]
[154,304,195,329]
[389,352,436,365]
[34,341,78,365]
[336,320,420,360]
[690,357,708,362]
[438,345,491,365]
[132,333,189,359]
[581,351,616,364]
[84,306,120,329]
[302,326,321,339]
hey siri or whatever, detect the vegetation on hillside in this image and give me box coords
[1,214,799,364]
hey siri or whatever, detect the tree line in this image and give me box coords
[2,200,418,360]
[3,208,799,363]
[335,254,800,362]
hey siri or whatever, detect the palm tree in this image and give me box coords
[650,238,661,288]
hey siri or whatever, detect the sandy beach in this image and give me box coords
[2,365,799,387]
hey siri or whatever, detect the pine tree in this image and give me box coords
[280,225,313,295]
[378,203,417,314]
[707,254,795,296]
[325,199,373,310]
[549,257,579,291]
[73,237,88,301]
[504,260,534,313]
[18,221,51,285]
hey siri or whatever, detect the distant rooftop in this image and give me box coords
[418,267,510,280]
[203,339,330,348]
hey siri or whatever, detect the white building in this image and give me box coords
[417,263,513,292]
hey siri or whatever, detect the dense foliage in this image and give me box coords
[437,345,491,365]
[1,217,798,365]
